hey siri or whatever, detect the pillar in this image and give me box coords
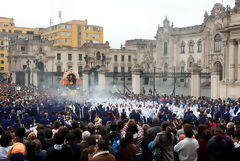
[83,66,90,94]
[11,72,16,83]
[190,64,202,98]
[229,40,235,82]
[25,71,29,86]
[132,68,141,94]
[32,69,38,87]
[238,40,240,81]
[211,68,220,99]
[98,66,107,91]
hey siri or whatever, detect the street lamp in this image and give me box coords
[26,59,31,86]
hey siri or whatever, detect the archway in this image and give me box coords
[214,61,222,80]
[37,62,44,72]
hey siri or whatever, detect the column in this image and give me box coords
[238,40,240,81]
[98,66,107,91]
[32,69,38,87]
[211,67,220,99]
[190,64,202,98]
[25,71,29,86]
[11,72,16,83]
[132,68,141,94]
[82,66,90,94]
[229,40,235,82]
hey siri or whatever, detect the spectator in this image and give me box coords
[92,139,116,161]
[150,122,174,161]
[174,126,199,161]
[46,132,73,161]
[0,133,13,161]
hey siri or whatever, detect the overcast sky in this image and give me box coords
[0,0,235,48]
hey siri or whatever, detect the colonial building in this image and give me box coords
[0,17,103,80]
[8,39,136,90]
[124,1,240,99]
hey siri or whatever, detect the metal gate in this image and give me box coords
[15,72,25,85]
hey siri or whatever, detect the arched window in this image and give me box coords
[189,40,194,53]
[189,61,193,68]
[197,40,202,53]
[164,42,168,56]
[96,51,101,60]
[181,42,185,54]
[164,63,168,73]
[214,34,222,52]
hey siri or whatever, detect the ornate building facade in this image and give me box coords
[124,1,240,99]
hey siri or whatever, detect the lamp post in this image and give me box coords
[26,59,31,86]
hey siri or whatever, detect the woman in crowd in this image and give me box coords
[150,122,174,161]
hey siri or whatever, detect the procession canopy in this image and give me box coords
[59,68,82,86]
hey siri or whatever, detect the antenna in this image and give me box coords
[50,18,53,26]
[59,11,62,23]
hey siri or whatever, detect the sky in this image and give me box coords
[0,0,235,48]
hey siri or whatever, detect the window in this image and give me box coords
[180,79,185,82]
[93,34,100,38]
[14,30,22,34]
[214,34,222,52]
[0,42,3,45]
[164,42,168,56]
[93,26,99,31]
[128,56,131,62]
[78,66,82,73]
[144,77,149,85]
[114,67,118,73]
[128,67,131,72]
[121,55,124,62]
[68,66,72,69]
[57,53,61,60]
[2,29,5,32]
[121,67,125,73]
[1,60,4,64]
[21,46,25,51]
[189,61,193,68]
[57,66,61,73]
[68,54,72,61]
[197,40,202,53]
[9,30,12,33]
[26,31,34,34]
[96,52,101,60]
[84,33,91,38]
[181,66,184,73]
[23,65,27,70]
[78,54,82,61]
[181,42,185,53]
[1,54,4,57]
[114,55,118,61]
[0,67,4,70]
[84,26,91,31]
[189,40,194,53]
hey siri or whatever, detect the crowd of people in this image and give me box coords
[0,84,240,161]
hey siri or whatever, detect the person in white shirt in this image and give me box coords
[174,126,199,161]
[0,133,12,160]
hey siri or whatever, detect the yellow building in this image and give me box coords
[40,19,103,48]
[0,17,40,79]
[0,17,103,80]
